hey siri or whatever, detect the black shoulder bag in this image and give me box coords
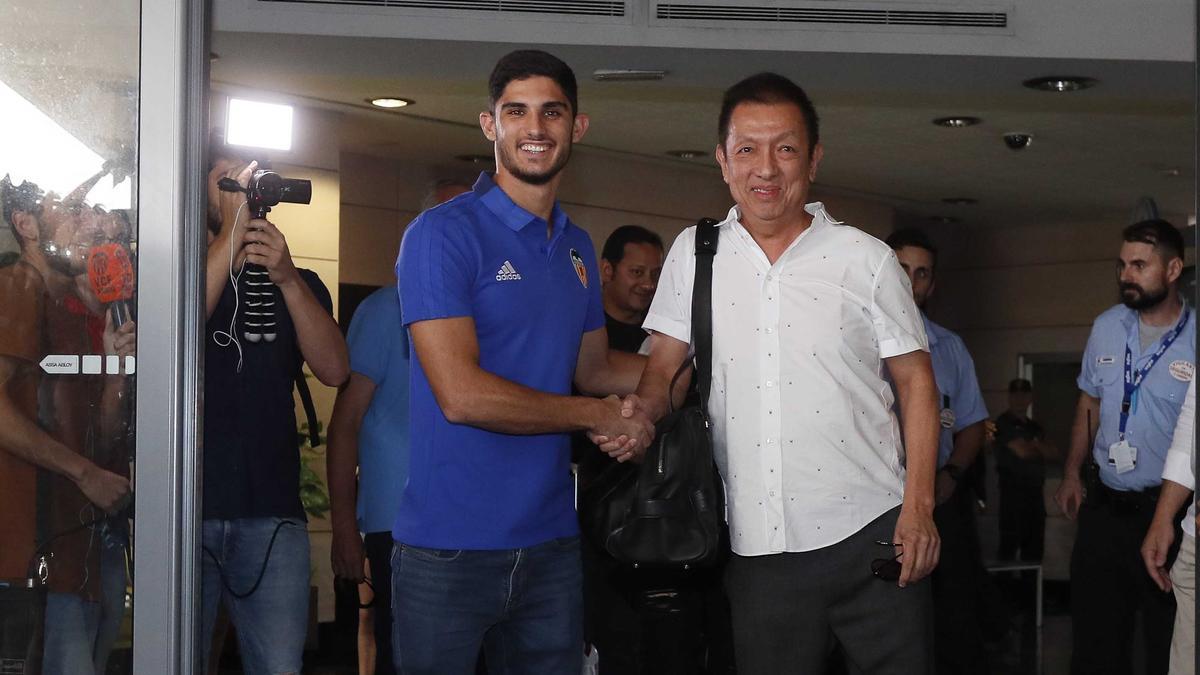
[580,218,724,569]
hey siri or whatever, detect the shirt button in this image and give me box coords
[766,380,775,388]
[766,438,775,445]
[765,327,775,334]
[765,275,772,282]
[769,490,776,497]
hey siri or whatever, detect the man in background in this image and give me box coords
[994,378,1054,564]
[201,141,350,675]
[887,227,990,675]
[327,178,470,675]
[599,225,663,352]
[1055,219,1193,675]
[0,175,134,675]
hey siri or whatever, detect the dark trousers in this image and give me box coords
[724,506,932,675]
[581,534,736,674]
[1069,493,1180,675]
[364,532,397,675]
[931,487,989,675]
[997,475,1045,562]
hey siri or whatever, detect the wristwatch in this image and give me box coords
[940,464,964,482]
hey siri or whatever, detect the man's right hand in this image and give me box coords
[217,160,257,250]
[331,524,366,583]
[589,395,655,462]
[76,462,131,515]
[1055,474,1084,520]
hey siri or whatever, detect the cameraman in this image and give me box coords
[200,145,349,674]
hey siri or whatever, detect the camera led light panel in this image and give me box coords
[226,98,294,152]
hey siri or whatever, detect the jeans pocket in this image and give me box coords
[401,543,464,562]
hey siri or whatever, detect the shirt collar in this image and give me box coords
[474,172,569,235]
[722,201,841,230]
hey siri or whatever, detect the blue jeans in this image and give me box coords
[391,536,583,675]
[42,530,127,675]
[201,517,310,675]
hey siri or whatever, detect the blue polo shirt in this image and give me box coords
[395,172,605,549]
[346,286,410,534]
[1078,303,1195,491]
[924,315,989,468]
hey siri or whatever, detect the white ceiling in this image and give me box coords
[210,32,1196,228]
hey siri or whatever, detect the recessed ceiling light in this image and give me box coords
[666,150,707,160]
[941,198,978,206]
[1161,167,1183,177]
[593,69,668,82]
[932,116,981,128]
[369,97,413,109]
[1023,76,1097,92]
[455,154,493,164]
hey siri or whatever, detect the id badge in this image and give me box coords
[1108,440,1138,474]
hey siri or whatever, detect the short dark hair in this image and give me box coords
[885,227,938,271]
[602,225,663,265]
[1008,378,1033,393]
[718,73,820,155]
[1122,218,1184,263]
[0,175,43,233]
[488,50,578,115]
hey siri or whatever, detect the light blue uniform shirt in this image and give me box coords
[924,315,989,468]
[1078,303,1195,491]
[346,286,411,534]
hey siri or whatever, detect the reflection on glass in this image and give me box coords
[0,2,138,671]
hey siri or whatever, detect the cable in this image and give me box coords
[211,202,248,372]
[201,519,293,600]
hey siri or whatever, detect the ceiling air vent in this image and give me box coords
[261,0,626,17]
[655,2,1007,28]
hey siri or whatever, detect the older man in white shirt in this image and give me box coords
[1142,379,1195,675]
[612,73,941,674]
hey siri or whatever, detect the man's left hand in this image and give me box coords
[892,506,940,587]
[243,219,300,287]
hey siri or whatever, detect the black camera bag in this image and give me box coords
[580,218,724,569]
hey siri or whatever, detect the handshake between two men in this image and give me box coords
[589,393,656,463]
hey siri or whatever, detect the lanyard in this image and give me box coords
[1120,307,1191,439]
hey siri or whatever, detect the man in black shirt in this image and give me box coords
[200,142,349,675]
[994,378,1053,562]
[599,225,664,353]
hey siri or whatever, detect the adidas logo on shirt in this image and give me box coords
[496,260,522,281]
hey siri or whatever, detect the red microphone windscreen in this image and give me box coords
[87,243,135,303]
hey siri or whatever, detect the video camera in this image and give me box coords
[217,166,312,343]
[219,169,312,219]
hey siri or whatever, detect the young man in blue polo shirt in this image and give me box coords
[887,228,990,675]
[393,50,654,674]
[1055,219,1194,675]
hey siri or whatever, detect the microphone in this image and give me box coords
[87,243,135,326]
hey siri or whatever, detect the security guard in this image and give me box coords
[1055,219,1194,675]
[887,228,990,675]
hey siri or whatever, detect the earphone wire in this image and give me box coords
[211,202,247,372]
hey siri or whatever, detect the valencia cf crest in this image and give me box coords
[570,249,588,288]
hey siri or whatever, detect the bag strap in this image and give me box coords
[296,369,321,449]
[692,218,720,407]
